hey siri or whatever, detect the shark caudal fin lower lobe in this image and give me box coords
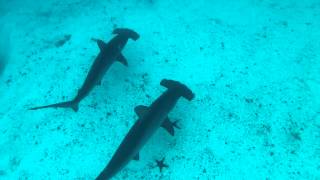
[112,28,140,41]
[160,79,195,101]
[29,100,79,112]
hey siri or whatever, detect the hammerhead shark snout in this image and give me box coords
[160,79,195,101]
[112,28,140,41]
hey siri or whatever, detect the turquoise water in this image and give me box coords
[0,0,320,179]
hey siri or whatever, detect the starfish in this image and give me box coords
[155,157,169,172]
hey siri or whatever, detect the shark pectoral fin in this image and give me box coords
[133,153,140,161]
[117,53,128,66]
[161,118,181,136]
[134,105,149,118]
[93,39,108,51]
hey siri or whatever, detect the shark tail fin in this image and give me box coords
[160,79,195,101]
[112,28,140,41]
[29,100,79,112]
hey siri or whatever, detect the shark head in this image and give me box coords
[112,28,140,41]
[160,79,195,101]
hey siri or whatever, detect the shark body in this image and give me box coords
[29,28,139,112]
[96,79,194,180]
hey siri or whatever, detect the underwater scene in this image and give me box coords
[0,0,319,179]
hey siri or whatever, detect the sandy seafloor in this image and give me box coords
[0,0,320,179]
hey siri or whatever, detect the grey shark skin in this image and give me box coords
[96,79,194,180]
[29,28,139,112]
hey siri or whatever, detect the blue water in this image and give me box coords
[0,0,319,179]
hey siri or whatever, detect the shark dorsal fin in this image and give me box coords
[96,40,108,51]
[91,38,108,51]
[134,105,149,118]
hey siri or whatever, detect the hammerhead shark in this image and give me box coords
[29,28,139,112]
[96,79,195,180]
